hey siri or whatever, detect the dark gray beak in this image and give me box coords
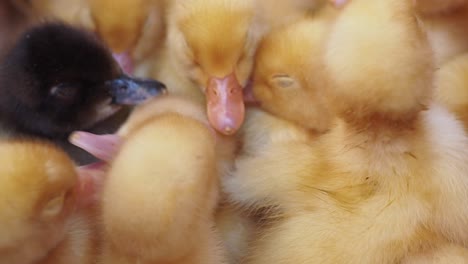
[106,75,167,105]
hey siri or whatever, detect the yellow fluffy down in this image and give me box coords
[325,0,434,121]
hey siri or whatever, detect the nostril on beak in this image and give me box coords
[107,76,169,105]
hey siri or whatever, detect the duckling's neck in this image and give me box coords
[341,111,421,138]
[328,112,425,190]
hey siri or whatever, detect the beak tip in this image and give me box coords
[214,125,238,136]
[108,76,168,105]
[224,127,233,134]
[69,132,81,143]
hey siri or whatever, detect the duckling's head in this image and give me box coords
[0,140,78,263]
[87,0,167,74]
[251,19,333,132]
[169,0,264,135]
[0,22,167,138]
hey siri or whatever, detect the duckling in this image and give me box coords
[86,0,168,77]
[228,0,468,263]
[71,97,252,263]
[0,22,167,164]
[154,0,266,135]
[71,95,228,264]
[0,140,98,264]
[138,10,256,255]
[218,15,337,263]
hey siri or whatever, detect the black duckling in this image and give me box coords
[0,22,167,164]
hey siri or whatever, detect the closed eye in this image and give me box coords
[271,74,296,88]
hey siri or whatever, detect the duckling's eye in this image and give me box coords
[40,191,66,219]
[49,83,78,102]
[271,75,296,89]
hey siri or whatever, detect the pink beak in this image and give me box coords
[69,131,122,162]
[113,51,135,75]
[206,72,245,135]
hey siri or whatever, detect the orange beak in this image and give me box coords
[206,72,245,135]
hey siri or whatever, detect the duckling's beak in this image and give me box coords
[69,131,122,162]
[206,72,245,136]
[106,75,167,105]
[113,51,134,75]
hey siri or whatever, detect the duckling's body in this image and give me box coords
[214,202,255,263]
[244,106,468,263]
